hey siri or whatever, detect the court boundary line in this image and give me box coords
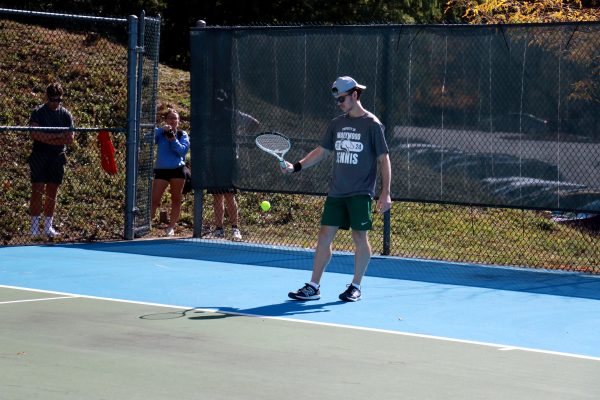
[2,284,599,363]
[0,295,77,305]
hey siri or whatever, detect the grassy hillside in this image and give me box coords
[0,17,597,272]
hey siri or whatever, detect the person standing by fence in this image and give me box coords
[204,89,260,241]
[28,82,74,238]
[151,107,190,236]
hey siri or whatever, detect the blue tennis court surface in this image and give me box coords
[1,240,600,360]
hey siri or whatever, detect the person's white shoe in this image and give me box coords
[166,227,175,237]
[44,226,60,238]
[232,228,242,241]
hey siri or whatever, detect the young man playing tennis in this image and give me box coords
[282,76,392,302]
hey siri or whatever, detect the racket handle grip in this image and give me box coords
[279,159,287,169]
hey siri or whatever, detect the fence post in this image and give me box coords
[192,19,207,238]
[380,29,395,256]
[193,191,204,238]
[124,15,138,240]
[133,11,147,237]
[383,210,391,255]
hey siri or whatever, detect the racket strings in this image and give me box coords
[256,134,290,152]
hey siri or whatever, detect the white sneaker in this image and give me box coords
[44,226,59,238]
[232,228,242,241]
[166,227,175,237]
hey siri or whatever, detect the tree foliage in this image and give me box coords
[444,0,600,106]
[1,0,453,67]
[446,0,600,23]
[2,0,597,68]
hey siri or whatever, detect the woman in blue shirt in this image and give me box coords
[151,108,190,236]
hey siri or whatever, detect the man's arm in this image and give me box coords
[236,110,260,133]
[281,146,330,174]
[377,153,392,213]
[30,122,74,145]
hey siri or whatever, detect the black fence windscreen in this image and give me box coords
[191,23,600,214]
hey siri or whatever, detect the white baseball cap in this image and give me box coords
[331,76,366,97]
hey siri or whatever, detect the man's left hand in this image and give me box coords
[376,194,392,213]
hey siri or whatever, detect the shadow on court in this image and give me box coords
[58,239,600,301]
[139,300,345,321]
[214,300,346,317]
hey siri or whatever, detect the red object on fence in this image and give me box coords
[98,130,118,175]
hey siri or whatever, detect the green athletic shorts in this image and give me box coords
[321,195,373,231]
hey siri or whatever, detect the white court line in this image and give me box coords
[153,263,174,270]
[0,296,77,305]
[1,284,599,362]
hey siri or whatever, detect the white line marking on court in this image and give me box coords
[0,296,77,305]
[2,284,600,362]
[153,264,173,269]
[224,310,600,362]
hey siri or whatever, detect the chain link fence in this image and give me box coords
[1,13,597,274]
[0,8,159,244]
[191,192,598,273]
[133,15,161,238]
[190,23,599,273]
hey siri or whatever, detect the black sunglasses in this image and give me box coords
[336,90,354,104]
[48,97,62,103]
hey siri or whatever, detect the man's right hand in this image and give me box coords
[64,132,75,145]
[281,160,294,174]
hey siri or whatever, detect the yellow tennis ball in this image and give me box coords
[260,200,271,212]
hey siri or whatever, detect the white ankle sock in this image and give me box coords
[31,216,41,231]
[45,216,54,230]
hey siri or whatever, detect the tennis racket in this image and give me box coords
[255,131,291,168]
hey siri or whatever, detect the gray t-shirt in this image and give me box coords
[321,111,388,198]
[29,104,74,155]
